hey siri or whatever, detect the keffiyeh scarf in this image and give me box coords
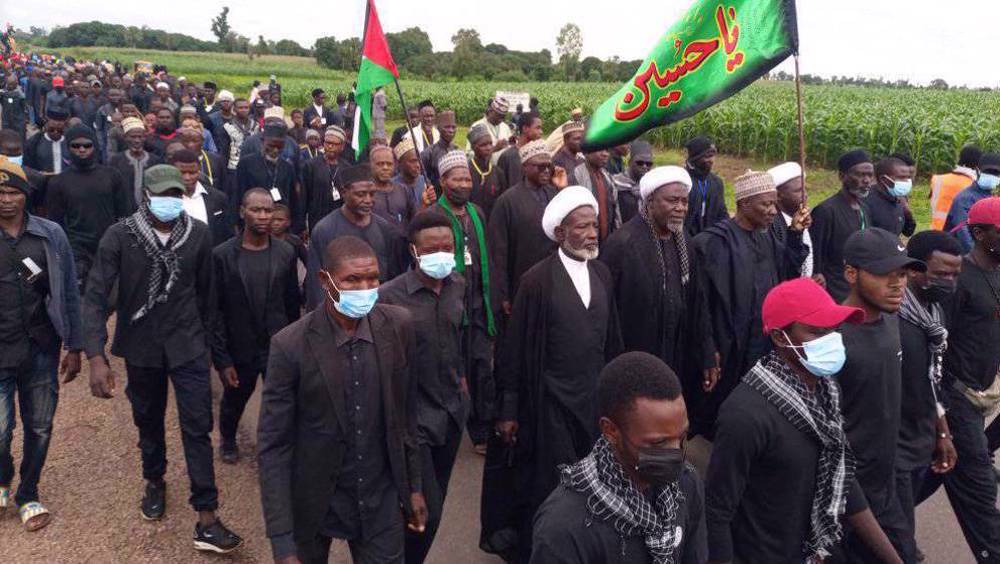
[744,352,855,559]
[899,287,947,403]
[124,203,193,322]
[560,436,684,564]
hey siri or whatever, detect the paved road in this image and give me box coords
[0,326,983,563]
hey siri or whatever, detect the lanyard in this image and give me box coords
[200,150,214,187]
[471,157,493,185]
[696,179,708,217]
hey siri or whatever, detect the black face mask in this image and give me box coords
[69,148,96,170]
[635,445,685,487]
[919,278,956,303]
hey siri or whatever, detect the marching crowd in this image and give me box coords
[0,51,999,564]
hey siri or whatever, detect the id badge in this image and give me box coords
[331,186,341,202]
[320,117,327,125]
[21,257,42,283]
[463,243,473,266]
[270,187,283,202]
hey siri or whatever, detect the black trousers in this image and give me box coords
[895,466,929,563]
[218,361,264,444]
[986,415,1000,453]
[918,386,1000,563]
[462,322,494,445]
[404,420,464,564]
[300,522,404,564]
[125,355,218,511]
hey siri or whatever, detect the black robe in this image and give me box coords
[485,254,624,562]
[496,145,523,193]
[600,216,714,393]
[487,182,557,307]
[684,167,728,238]
[469,155,507,222]
[300,155,346,232]
[809,190,871,302]
[691,218,807,437]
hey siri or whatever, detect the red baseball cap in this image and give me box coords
[52,76,64,87]
[762,278,865,333]
[968,196,1000,227]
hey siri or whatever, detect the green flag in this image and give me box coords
[582,0,798,151]
[351,0,399,156]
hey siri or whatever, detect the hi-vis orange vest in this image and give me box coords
[930,169,977,230]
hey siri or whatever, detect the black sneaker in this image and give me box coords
[194,519,243,553]
[141,480,166,521]
[219,442,238,465]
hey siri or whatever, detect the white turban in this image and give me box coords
[767,161,803,188]
[542,186,599,241]
[156,81,170,90]
[639,166,692,202]
[217,90,235,102]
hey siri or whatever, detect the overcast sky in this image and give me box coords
[4,0,997,87]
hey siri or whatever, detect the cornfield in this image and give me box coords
[56,47,1000,176]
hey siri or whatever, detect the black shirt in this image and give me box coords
[0,223,56,367]
[45,165,131,261]
[944,256,1000,391]
[738,225,779,360]
[897,312,940,470]
[487,182,558,305]
[321,315,396,542]
[867,187,916,237]
[83,219,215,369]
[238,246,271,324]
[379,270,467,446]
[684,168,728,238]
[839,314,902,514]
[532,466,707,564]
[706,382,868,564]
[809,191,870,302]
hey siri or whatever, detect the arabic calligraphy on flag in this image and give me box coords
[583,0,799,151]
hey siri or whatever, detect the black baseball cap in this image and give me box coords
[844,227,926,274]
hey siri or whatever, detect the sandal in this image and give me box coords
[19,502,52,532]
[0,486,9,514]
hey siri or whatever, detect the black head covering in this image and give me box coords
[263,121,288,139]
[629,140,653,160]
[65,124,97,144]
[45,106,69,120]
[837,149,871,173]
[685,135,714,159]
[978,152,1000,172]
[959,145,983,168]
[341,164,372,188]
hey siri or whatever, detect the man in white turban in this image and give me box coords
[602,165,719,418]
[488,185,623,563]
[767,161,818,283]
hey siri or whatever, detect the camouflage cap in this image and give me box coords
[143,164,185,195]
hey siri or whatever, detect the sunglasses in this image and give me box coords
[69,142,94,149]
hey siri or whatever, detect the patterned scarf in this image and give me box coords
[560,436,684,564]
[898,287,948,400]
[123,203,193,322]
[641,207,690,288]
[743,352,855,559]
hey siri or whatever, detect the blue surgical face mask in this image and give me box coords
[148,196,184,222]
[888,179,912,198]
[415,249,456,280]
[978,173,1000,191]
[781,330,847,377]
[5,154,23,166]
[324,272,378,319]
